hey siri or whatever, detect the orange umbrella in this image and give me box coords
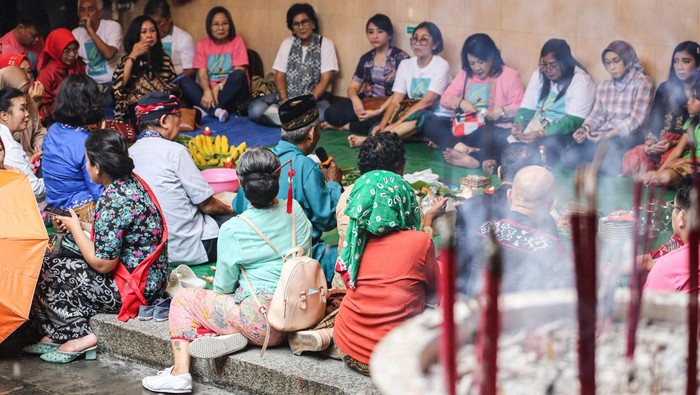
[0,170,48,343]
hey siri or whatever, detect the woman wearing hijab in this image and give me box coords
[331,170,438,375]
[561,40,654,174]
[0,66,46,161]
[0,53,33,80]
[36,28,85,119]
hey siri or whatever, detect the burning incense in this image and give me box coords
[686,137,699,395]
[625,181,643,361]
[477,234,502,395]
[570,145,605,395]
[438,242,457,395]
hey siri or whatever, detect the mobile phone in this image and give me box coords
[44,206,71,217]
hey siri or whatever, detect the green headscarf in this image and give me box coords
[335,170,421,289]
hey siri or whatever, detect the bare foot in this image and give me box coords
[320,121,331,129]
[444,148,480,169]
[453,142,471,153]
[348,134,367,148]
[57,333,98,353]
[481,159,497,174]
[427,140,440,149]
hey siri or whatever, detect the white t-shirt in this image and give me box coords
[520,66,596,120]
[272,35,339,74]
[392,55,452,115]
[161,25,195,75]
[72,19,122,84]
[129,136,219,265]
[0,124,44,198]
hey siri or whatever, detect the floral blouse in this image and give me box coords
[352,46,409,98]
[93,175,168,301]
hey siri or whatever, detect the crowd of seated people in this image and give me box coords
[2,1,700,393]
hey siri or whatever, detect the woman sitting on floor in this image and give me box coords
[561,40,654,174]
[644,79,700,187]
[112,15,176,126]
[623,41,700,177]
[26,129,168,363]
[0,66,46,163]
[323,14,409,134]
[509,38,596,169]
[421,33,524,169]
[347,21,450,148]
[36,28,85,121]
[333,170,438,376]
[179,6,249,123]
[42,74,104,222]
[142,146,312,394]
[248,3,338,127]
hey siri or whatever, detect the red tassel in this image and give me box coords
[287,167,295,214]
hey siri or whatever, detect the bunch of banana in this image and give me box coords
[187,134,248,168]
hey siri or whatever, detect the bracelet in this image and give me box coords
[126,56,136,63]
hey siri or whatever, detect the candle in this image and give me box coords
[203,127,211,136]
[438,245,456,395]
[224,157,233,169]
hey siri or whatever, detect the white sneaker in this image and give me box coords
[214,108,229,123]
[142,366,192,394]
[188,333,248,359]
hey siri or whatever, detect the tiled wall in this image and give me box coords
[123,0,700,96]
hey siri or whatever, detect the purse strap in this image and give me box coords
[239,267,271,358]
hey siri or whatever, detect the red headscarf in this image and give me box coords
[41,28,81,72]
[0,53,30,69]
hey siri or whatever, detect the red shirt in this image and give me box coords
[334,230,437,364]
[0,29,44,71]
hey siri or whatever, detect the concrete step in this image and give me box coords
[90,314,378,395]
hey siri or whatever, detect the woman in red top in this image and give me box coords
[36,28,85,119]
[332,170,437,375]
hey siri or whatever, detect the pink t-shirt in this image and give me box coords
[0,29,45,71]
[193,35,248,87]
[644,244,700,292]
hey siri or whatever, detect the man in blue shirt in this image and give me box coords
[233,95,342,282]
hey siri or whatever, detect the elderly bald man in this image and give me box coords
[463,165,573,296]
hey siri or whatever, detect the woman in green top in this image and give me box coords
[142,147,312,394]
[645,79,700,187]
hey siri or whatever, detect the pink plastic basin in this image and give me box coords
[201,168,239,194]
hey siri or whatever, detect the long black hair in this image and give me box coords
[538,39,585,104]
[123,15,166,75]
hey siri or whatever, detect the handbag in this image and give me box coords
[96,120,136,143]
[387,99,420,124]
[362,96,388,111]
[178,108,198,132]
[451,75,485,137]
[46,232,83,259]
[239,206,327,357]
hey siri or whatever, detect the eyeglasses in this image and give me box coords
[666,200,685,213]
[539,61,560,71]
[604,57,623,68]
[211,21,229,28]
[410,36,430,46]
[292,19,312,30]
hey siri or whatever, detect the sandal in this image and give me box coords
[40,346,97,363]
[22,342,60,355]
